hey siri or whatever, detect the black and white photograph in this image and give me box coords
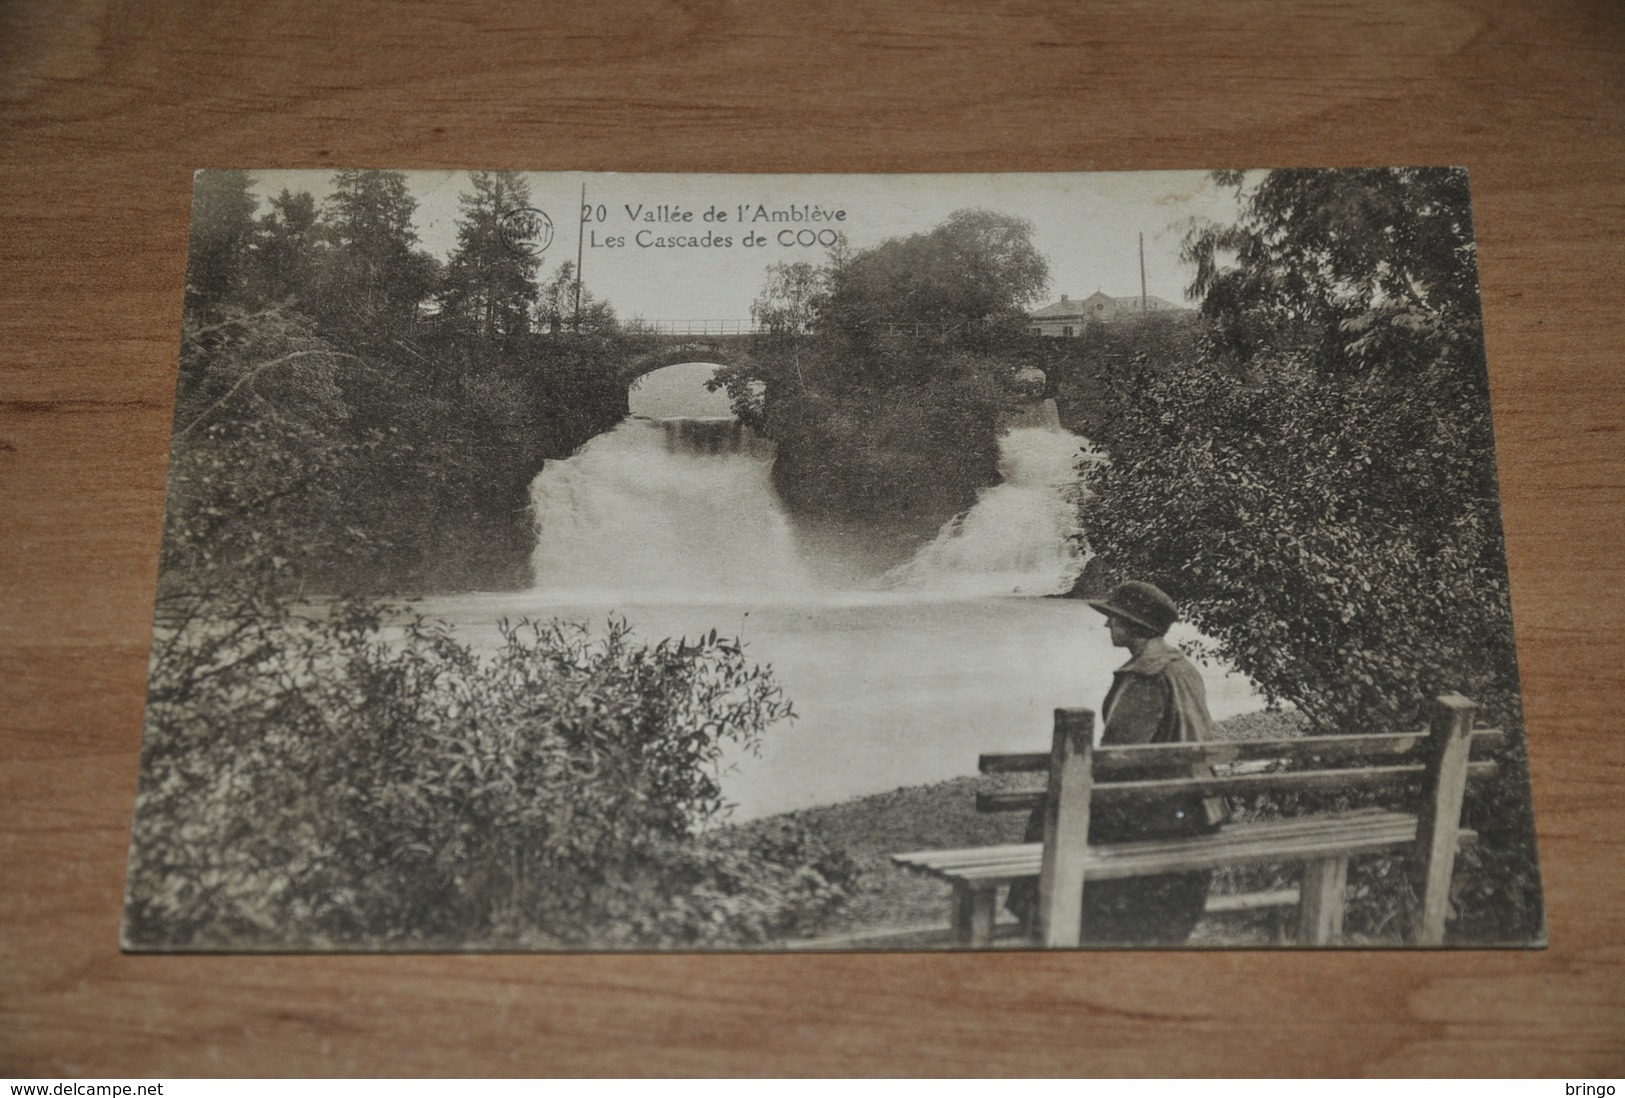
[122,167,1544,952]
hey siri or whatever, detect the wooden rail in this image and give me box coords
[976,759,1499,812]
[979,728,1505,774]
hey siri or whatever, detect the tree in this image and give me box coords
[1185,168,1483,380]
[536,261,617,334]
[439,171,540,342]
[125,608,853,948]
[750,261,826,335]
[709,213,1047,547]
[1078,168,1539,943]
[821,208,1049,335]
[249,188,320,307]
[314,170,439,342]
[185,171,259,319]
[162,306,378,599]
[1083,168,1513,732]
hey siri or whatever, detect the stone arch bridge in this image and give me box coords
[612,319,969,384]
[622,333,757,384]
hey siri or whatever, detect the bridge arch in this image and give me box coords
[628,361,739,419]
[622,334,756,383]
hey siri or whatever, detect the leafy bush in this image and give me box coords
[1081,356,1516,731]
[1080,169,1517,731]
[1077,168,1540,941]
[125,599,851,949]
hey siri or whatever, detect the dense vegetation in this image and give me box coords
[173,169,631,596]
[713,210,1055,551]
[720,174,1538,942]
[1069,169,1539,941]
[127,601,853,948]
[1078,169,1515,730]
[134,171,854,948]
[142,170,1541,946]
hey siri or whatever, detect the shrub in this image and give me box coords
[1077,168,1540,942]
[125,599,846,949]
[1080,355,1516,732]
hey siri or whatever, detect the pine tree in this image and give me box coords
[439,171,539,342]
[186,171,259,319]
[250,189,320,307]
[314,170,438,341]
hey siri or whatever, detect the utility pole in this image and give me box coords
[573,182,586,331]
[1139,231,1148,313]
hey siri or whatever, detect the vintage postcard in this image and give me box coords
[123,169,1544,951]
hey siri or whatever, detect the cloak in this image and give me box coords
[1098,637,1230,837]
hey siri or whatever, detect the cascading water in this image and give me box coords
[485,372,1259,821]
[529,416,813,597]
[881,417,1095,597]
[531,377,1096,600]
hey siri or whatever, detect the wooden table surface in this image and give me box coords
[3,0,1622,1077]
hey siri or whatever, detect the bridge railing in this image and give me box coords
[630,317,1001,337]
[875,321,965,338]
[638,319,762,335]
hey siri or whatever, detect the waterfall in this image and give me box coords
[529,416,812,597]
[881,420,1095,597]
[531,372,1094,600]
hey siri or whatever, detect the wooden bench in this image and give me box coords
[892,694,1503,947]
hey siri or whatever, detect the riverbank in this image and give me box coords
[723,708,1310,945]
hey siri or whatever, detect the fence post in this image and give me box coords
[1037,707,1095,947]
[1412,693,1478,945]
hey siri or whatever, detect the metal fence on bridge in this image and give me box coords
[635,319,985,337]
[638,320,761,335]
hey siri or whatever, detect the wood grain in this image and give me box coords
[2,0,1622,1077]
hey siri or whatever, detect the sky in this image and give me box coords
[247,170,1245,322]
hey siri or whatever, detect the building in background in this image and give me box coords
[1027,290,1190,335]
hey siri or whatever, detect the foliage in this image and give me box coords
[141,174,855,948]
[536,261,618,334]
[437,171,539,343]
[168,171,632,596]
[163,306,376,597]
[125,601,850,948]
[1077,168,1539,941]
[310,170,441,344]
[713,211,1050,540]
[250,189,321,307]
[175,191,1057,591]
[1081,357,1515,731]
[1082,168,1514,732]
[1187,167,1484,379]
[185,171,260,321]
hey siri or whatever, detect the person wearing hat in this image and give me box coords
[1007,580,1229,944]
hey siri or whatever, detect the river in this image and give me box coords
[415,590,1261,821]
[418,363,1261,821]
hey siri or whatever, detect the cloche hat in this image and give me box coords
[1087,580,1178,636]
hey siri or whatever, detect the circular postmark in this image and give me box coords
[498,207,554,257]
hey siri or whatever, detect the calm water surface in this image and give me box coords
[415,590,1261,821]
